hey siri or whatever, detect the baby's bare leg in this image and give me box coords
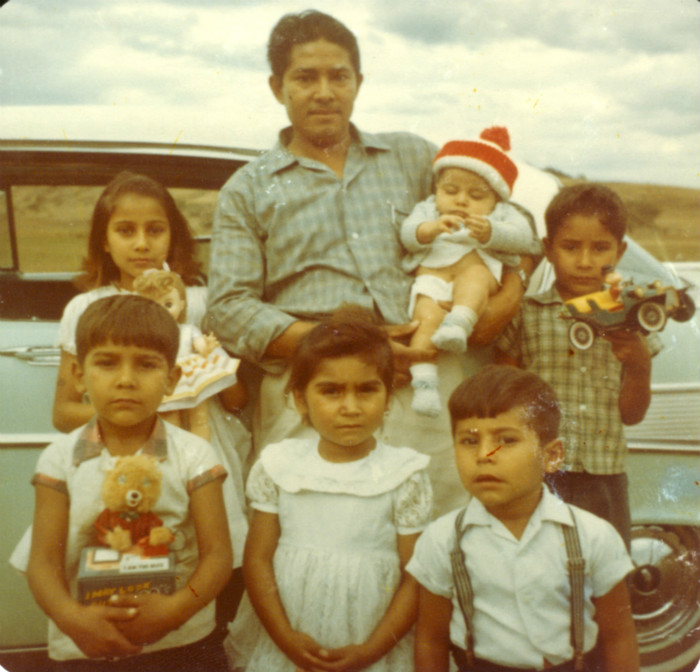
[410,293,445,354]
[409,280,445,417]
[451,252,499,316]
[432,253,497,354]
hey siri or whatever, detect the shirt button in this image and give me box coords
[580,366,586,373]
[351,232,359,240]
[580,404,587,411]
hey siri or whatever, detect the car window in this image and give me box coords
[10,185,218,274]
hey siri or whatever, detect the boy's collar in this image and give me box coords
[72,416,168,466]
[529,284,565,305]
[463,486,576,529]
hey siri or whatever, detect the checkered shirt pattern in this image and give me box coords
[496,286,662,474]
[205,126,436,365]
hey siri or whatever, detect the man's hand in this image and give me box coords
[416,215,464,244]
[385,322,435,388]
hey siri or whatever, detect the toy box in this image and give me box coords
[77,547,176,605]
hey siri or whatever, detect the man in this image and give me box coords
[205,10,537,515]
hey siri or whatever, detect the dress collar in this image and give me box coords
[72,416,168,466]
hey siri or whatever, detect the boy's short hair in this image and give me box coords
[545,183,627,243]
[448,364,561,443]
[286,304,393,396]
[268,10,361,78]
[76,295,180,367]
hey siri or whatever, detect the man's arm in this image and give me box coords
[469,255,538,345]
[205,176,298,362]
[263,320,317,359]
[592,579,639,672]
[414,585,453,672]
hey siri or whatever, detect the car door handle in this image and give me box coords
[0,345,61,366]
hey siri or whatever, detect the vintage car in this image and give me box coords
[1,137,699,672]
[565,276,696,350]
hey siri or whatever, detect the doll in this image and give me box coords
[133,269,240,440]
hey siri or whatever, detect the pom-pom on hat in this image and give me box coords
[432,126,518,200]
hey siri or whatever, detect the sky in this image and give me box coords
[1,0,699,189]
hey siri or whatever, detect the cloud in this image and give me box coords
[372,0,698,54]
[1,0,698,188]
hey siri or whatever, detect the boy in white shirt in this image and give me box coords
[407,364,638,672]
[27,295,232,671]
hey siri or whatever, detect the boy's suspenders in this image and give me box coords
[450,508,477,666]
[561,515,586,671]
[450,506,586,671]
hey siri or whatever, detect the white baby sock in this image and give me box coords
[410,362,441,417]
[431,306,478,353]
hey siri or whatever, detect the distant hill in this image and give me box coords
[556,176,699,263]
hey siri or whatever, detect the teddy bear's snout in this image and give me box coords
[126,489,143,508]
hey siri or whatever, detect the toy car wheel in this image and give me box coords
[673,294,696,323]
[637,302,667,332]
[568,321,595,350]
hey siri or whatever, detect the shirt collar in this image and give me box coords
[528,284,566,306]
[462,485,575,529]
[72,416,168,466]
[264,124,390,175]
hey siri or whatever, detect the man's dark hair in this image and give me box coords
[448,365,561,444]
[268,10,361,78]
[76,295,180,367]
[545,183,627,243]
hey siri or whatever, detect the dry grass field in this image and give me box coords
[11,186,218,273]
[560,178,699,263]
[9,179,699,274]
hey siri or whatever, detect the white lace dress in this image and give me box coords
[226,438,433,672]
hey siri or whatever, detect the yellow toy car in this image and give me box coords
[564,278,695,350]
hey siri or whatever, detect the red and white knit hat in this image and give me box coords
[432,126,518,201]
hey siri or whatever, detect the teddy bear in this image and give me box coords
[94,454,174,557]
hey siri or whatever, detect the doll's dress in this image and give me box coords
[225,438,433,672]
[159,323,239,412]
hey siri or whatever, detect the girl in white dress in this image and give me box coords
[227,306,433,672]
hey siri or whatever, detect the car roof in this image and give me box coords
[0,138,259,190]
[0,105,265,188]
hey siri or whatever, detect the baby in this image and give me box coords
[401,127,542,416]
